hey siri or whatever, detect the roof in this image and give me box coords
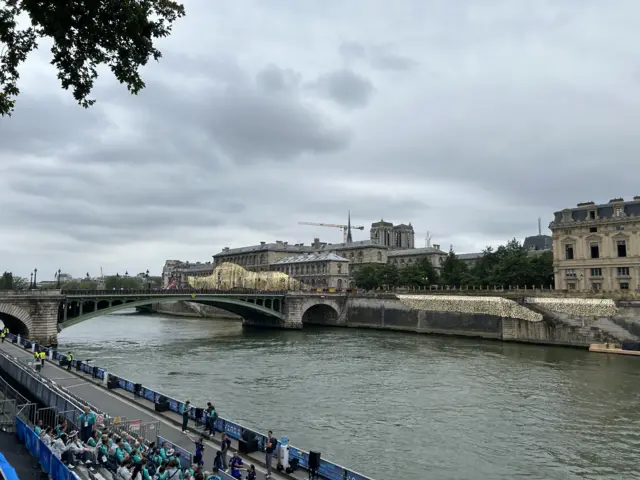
[392,223,414,230]
[387,247,446,257]
[272,252,349,264]
[371,219,393,227]
[215,242,315,256]
[318,239,387,251]
[523,235,552,251]
[458,252,484,261]
[551,197,640,225]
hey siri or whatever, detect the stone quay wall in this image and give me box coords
[304,294,637,347]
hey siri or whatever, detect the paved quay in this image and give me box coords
[0,341,309,480]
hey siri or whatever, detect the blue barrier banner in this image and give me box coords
[0,452,19,480]
[157,435,193,469]
[40,444,52,473]
[51,454,69,480]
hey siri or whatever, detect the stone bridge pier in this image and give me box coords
[0,291,62,345]
[256,293,348,329]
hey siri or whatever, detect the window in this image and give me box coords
[377,251,382,262]
[616,225,625,231]
[565,269,577,278]
[337,264,342,274]
[565,244,574,260]
[617,267,630,276]
[592,283,601,291]
[589,210,596,220]
[615,206,623,217]
[617,240,627,257]
[337,278,343,288]
[589,227,598,233]
[567,283,576,290]
[620,282,629,290]
[590,268,602,277]
[590,243,599,259]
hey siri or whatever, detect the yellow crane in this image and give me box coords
[298,221,365,243]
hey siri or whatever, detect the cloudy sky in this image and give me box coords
[1,0,639,279]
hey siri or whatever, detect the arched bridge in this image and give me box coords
[0,289,350,344]
[59,290,289,329]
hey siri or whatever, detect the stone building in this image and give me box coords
[162,260,213,288]
[387,245,447,268]
[271,252,350,288]
[550,196,640,292]
[370,220,415,249]
[213,241,317,272]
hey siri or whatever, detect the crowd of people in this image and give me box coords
[31,407,260,480]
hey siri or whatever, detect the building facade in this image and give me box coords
[387,245,446,269]
[550,196,640,292]
[271,252,350,288]
[162,260,214,288]
[370,220,415,249]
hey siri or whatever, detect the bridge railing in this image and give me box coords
[7,334,375,480]
[61,288,290,295]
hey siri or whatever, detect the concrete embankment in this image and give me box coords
[151,301,241,320]
[307,295,639,347]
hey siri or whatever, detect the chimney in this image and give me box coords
[260,241,266,246]
[433,244,440,250]
[276,240,283,245]
[283,242,288,246]
[634,195,640,201]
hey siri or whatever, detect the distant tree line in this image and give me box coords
[354,238,554,290]
[0,272,29,290]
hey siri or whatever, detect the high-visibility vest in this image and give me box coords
[68,354,73,361]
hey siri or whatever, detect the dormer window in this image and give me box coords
[589,210,596,220]
[615,206,624,217]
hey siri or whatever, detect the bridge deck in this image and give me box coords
[0,341,306,480]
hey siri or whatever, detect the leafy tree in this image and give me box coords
[0,271,28,290]
[61,279,99,290]
[402,258,439,287]
[353,264,383,291]
[1,0,186,116]
[104,275,143,290]
[439,246,469,287]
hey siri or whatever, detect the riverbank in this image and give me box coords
[151,301,241,320]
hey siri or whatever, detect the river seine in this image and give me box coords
[57,311,640,480]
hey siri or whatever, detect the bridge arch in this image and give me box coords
[0,303,33,336]
[301,303,339,326]
[59,296,284,330]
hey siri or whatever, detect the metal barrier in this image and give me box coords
[108,419,161,445]
[35,407,57,431]
[0,399,16,432]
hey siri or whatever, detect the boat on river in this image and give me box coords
[589,343,640,357]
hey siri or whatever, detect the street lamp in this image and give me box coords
[30,272,33,289]
[55,269,61,289]
[33,268,38,289]
[145,269,150,290]
[116,272,120,289]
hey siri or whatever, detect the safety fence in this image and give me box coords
[16,416,73,480]
[109,418,161,445]
[7,332,375,480]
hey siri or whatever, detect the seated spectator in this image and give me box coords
[166,459,181,480]
[50,433,69,460]
[117,458,133,480]
[41,427,54,446]
[55,419,68,437]
[116,441,130,464]
[34,419,43,436]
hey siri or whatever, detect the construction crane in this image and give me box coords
[299,221,365,243]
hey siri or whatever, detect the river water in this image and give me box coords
[57,311,640,480]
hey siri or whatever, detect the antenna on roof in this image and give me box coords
[538,217,542,236]
[425,231,432,248]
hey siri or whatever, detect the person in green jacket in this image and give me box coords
[34,419,43,436]
[181,400,191,433]
[77,406,97,443]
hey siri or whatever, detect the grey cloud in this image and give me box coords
[307,69,374,109]
[256,64,302,93]
[369,46,417,71]
[338,41,366,62]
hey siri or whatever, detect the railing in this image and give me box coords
[62,289,290,295]
[7,333,375,480]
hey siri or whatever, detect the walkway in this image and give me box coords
[0,342,305,480]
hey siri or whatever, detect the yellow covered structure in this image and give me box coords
[188,262,307,291]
